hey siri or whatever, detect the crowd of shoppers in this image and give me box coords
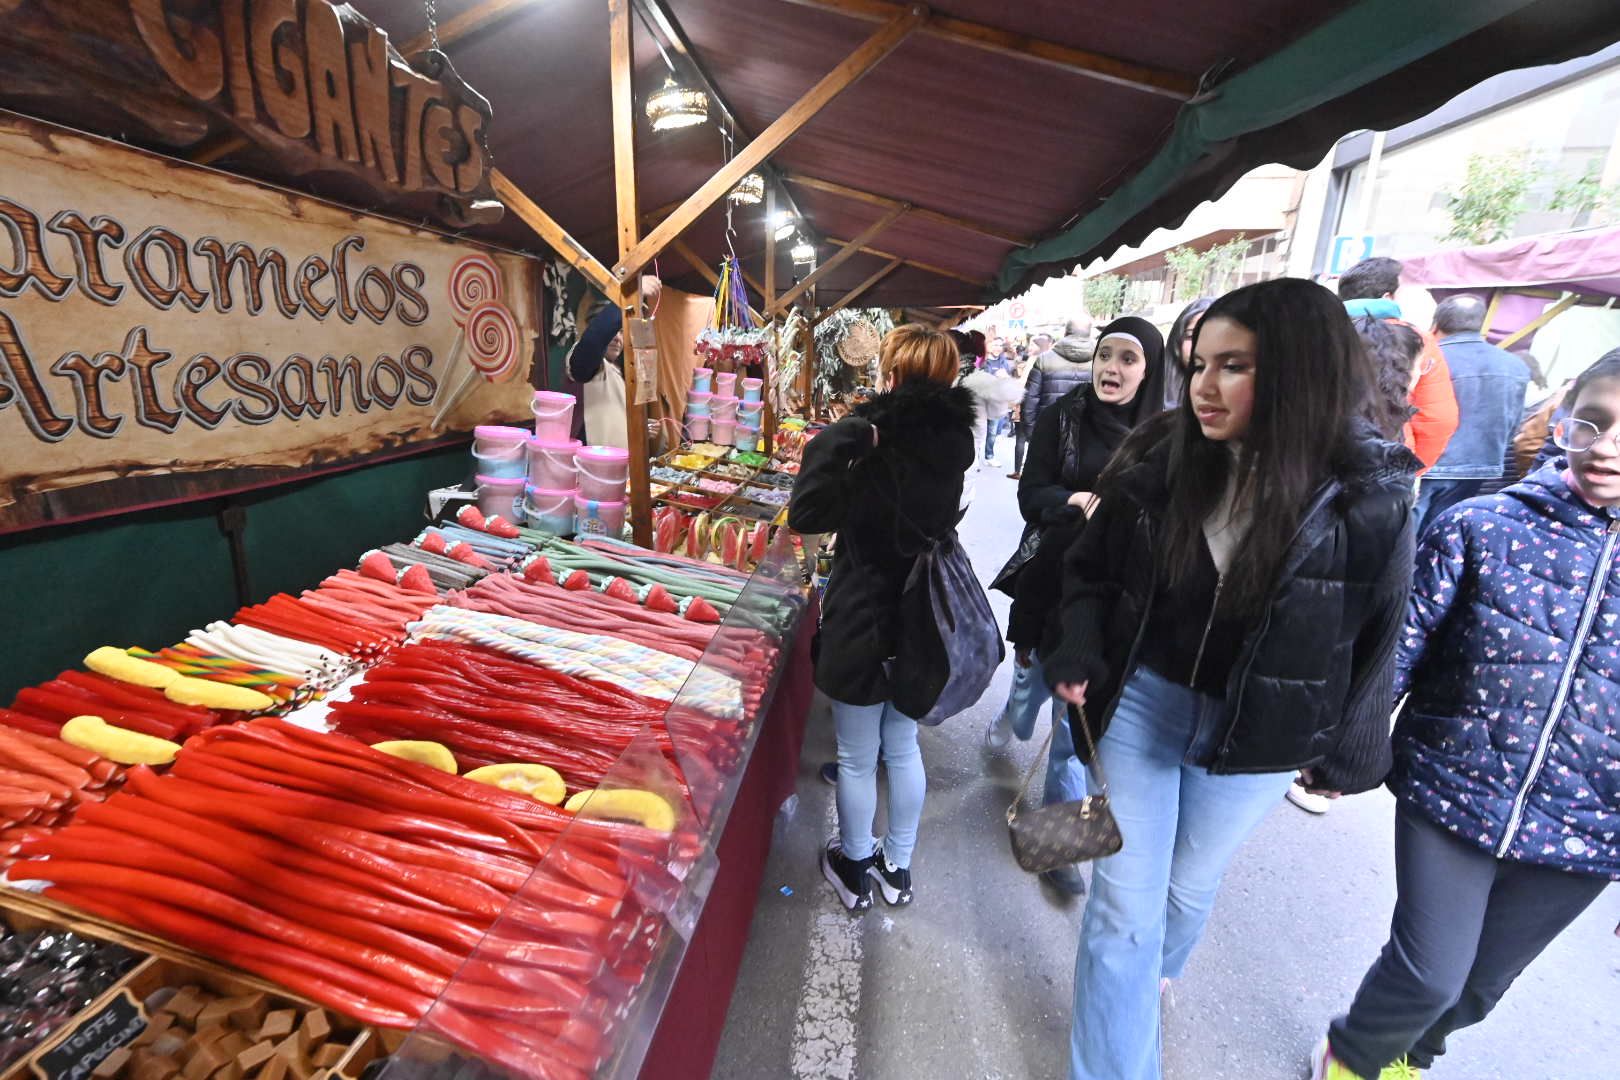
[787,254,1613,1080]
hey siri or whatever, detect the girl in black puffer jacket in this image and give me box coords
[788,325,976,913]
[1043,280,1418,1080]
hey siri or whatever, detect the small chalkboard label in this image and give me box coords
[30,988,148,1080]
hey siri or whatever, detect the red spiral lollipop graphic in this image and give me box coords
[465,300,521,381]
[448,253,502,323]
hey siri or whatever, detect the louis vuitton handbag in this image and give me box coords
[1006,704,1122,873]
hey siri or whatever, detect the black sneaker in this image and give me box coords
[821,840,873,912]
[867,844,913,906]
[818,762,838,786]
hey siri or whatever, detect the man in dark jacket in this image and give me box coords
[1020,319,1093,438]
[1414,294,1530,534]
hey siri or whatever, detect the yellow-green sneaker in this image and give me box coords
[1309,1041,1423,1080]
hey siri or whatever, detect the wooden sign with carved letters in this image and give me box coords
[0,111,538,532]
[0,0,501,228]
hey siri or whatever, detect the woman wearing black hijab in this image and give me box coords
[986,316,1166,895]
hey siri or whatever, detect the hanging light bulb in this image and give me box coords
[773,211,799,241]
[791,237,816,264]
[645,76,708,131]
[727,172,765,205]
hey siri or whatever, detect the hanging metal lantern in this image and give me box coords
[727,172,765,205]
[773,211,799,241]
[645,77,708,131]
[791,237,816,264]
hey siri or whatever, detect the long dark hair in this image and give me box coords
[1352,316,1421,440]
[1163,297,1215,409]
[1149,279,1371,616]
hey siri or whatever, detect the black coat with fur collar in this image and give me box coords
[789,381,977,707]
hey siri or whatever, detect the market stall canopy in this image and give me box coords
[1401,225,1620,300]
[2,0,1618,313]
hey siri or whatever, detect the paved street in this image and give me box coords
[712,447,1619,1080]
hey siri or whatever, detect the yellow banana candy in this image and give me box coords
[163,676,276,712]
[563,787,676,832]
[463,763,566,804]
[371,740,458,774]
[61,715,181,766]
[84,646,178,689]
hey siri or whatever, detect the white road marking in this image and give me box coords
[790,797,864,1079]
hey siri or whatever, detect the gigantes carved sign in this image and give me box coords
[0,0,500,227]
[0,111,537,533]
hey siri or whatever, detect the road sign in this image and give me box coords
[1329,234,1375,276]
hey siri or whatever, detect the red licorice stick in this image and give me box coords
[239,720,675,855]
[52,671,215,729]
[10,688,181,739]
[20,830,464,978]
[171,752,534,893]
[46,885,426,1028]
[200,734,542,858]
[155,757,515,874]
[9,860,448,1002]
[0,709,61,738]
[76,797,486,950]
[0,727,93,789]
[124,771,508,919]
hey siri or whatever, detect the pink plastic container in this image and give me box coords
[531,391,576,443]
[474,425,528,455]
[741,378,763,403]
[575,495,627,537]
[714,372,738,397]
[526,436,580,490]
[523,485,576,535]
[712,418,736,446]
[476,474,526,521]
[710,394,740,421]
[692,367,714,394]
[575,444,630,503]
[686,415,711,441]
[688,390,712,407]
[738,401,765,426]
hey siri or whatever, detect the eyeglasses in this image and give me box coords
[1553,417,1620,453]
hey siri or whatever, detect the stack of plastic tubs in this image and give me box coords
[575,445,629,536]
[736,378,765,452]
[473,426,528,523]
[522,390,579,534]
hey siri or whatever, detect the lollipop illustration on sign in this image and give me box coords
[431,255,523,428]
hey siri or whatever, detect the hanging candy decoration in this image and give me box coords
[694,255,770,371]
[432,298,523,427]
[431,254,506,417]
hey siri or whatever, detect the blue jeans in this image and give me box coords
[831,699,927,868]
[1414,477,1484,537]
[1003,656,1089,806]
[1069,667,1294,1080]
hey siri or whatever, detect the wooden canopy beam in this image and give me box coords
[783,172,1031,247]
[780,0,1196,100]
[823,257,903,317]
[191,0,540,165]
[491,172,616,296]
[612,5,926,283]
[826,238,986,288]
[1500,294,1579,349]
[772,204,909,314]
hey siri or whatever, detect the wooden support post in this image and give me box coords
[609,0,652,546]
[1500,294,1578,349]
[779,0,1196,100]
[492,171,617,295]
[771,203,909,314]
[801,308,820,416]
[612,5,925,282]
[822,257,902,317]
[764,186,781,440]
[1482,288,1503,339]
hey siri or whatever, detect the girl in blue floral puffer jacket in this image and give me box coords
[1313,350,1620,1080]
